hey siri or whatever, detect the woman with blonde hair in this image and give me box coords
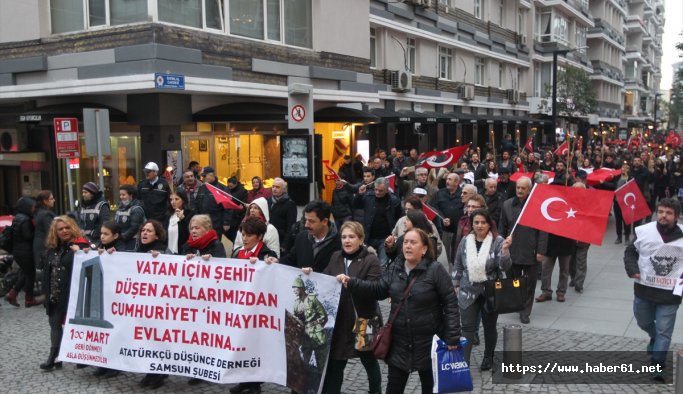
[40,216,89,371]
[180,214,226,259]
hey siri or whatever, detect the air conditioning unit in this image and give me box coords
[411,0,431,7]
[391,70,412,92]
[461,85,475,100]
[0,129,27,152]
[507,89,520,104]
[518,35,527,47]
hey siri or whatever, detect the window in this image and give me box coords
[498,63,504,89]
[439,47,453,80]
[536,11,551,42]
[534,63,542,96]
[475,57,486,85]
[229,0,312,48]
[407,38,416,73]
[157,0,225,30]
[575,26,587,53]
[51,0,147,33]
[474,0,483,20]
[552,15,569,44]
[370,27,377,68]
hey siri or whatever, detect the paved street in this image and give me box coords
[1,215,682,393]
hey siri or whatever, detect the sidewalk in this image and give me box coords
[0,216,681,393]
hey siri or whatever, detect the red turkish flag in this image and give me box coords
[553,140,569,157]
[422,204,439,221]
[385,173,396,193]
[322,160,341,181]
[614,179,652,225]
[585,168,621,186]
[517,183,613,245]
[666,131,682,147]
[418,145,470,169]
[525,136,534,153]
[205,183,243,210]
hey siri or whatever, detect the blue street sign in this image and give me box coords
[154,73,185,90]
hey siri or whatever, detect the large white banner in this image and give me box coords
[59,251,342,393]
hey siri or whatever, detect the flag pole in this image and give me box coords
[565,133,573,186]
[509,183,538,238]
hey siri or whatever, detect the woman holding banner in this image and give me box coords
[40,216,89,371]
[180,214,226,258]
[322,221,382,394]
[337,228,460,394]
[228,216,278,394]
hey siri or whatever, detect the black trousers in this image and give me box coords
[13,254,35,297]
[385,365,433,394]
[613,201,632,238]
[48,305,64,349]
[460,296,499,364]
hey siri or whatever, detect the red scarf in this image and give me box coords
[187,229,218,251]
[237,241,264,260]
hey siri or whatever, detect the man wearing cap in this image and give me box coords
[338,155,355,184]
[77,182,111,244]
[496,167,515,201]
[194,166,230,239]
[225,177,248,243]
[137,162,170,223]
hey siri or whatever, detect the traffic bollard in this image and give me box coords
[503,324,523,380]
[676,350,683,393]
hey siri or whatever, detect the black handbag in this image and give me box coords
[483,272,527,314]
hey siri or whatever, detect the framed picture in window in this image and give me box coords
[199,139,208,152]
[280,134,311,182]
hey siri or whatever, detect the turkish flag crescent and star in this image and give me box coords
[205,183,243,210]
[417,144,470,169]
[525,137,534,153]
[322,160,341,181]
[614,179,652,225]
[517,183,614,245]
[553,140,569,157]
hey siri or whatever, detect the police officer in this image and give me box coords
[77,182,111,244]
[137,162,171,222]
[292,277,328,372]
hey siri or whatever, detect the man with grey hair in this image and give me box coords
[534,172,550,185]
[483,177,503,224]
[399,165,436,201]
[268,177,297,255]
[499,176,547,324]
[354,177,403,267]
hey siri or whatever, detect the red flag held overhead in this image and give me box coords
[517,183,613,245]
[205,183,243,210]
[585,168,621,186]
[322,160,341,181]
[614,179,652,225]
[418,145,470,169]
[385,173,396,193]
[524,137,534,153]
[553,140,569,157]
[422,204,439,221]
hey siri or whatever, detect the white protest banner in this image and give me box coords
[59,251,341,393]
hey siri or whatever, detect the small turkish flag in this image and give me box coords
[418,145,470,169]
[585,168,621,186]
[525,136,534,153]
[517,183,613,245]
[322,160,341,181]
[205,183,243,210]
[385,173,396,193]
[422,204,439,221]
[666,131,682,147]
[553,140,569,157]
[614,179,652,225]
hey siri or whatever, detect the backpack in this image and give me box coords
[0,224,14,253]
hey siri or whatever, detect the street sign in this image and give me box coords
[53,117,80,159]
[291,104,306,123]
[155,73,185,90]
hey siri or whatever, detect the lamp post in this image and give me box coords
[550,45,585,144]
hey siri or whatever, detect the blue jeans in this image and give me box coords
[367,238,388,267]
[633,295,679,365]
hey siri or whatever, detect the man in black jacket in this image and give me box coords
[625,198,683,382]
[225,177,248,243]
[483,178,503,225]
[353,177,403,267]
[194,167,228,238]
[137,162,170,222]
[268,177,298,255]
[275,200,340,273]
[431,172,463,264]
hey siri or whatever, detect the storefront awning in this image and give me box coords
[370,108,437,123]
[314,107,380,123]
[443,112,484,123]
[193,102,287,122]
[17,103,127,125]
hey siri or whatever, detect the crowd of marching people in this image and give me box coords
[1,131,682,392]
